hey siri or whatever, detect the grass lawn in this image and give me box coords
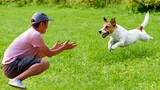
[0,5,160,90]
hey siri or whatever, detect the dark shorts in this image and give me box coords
[2,56,42,79]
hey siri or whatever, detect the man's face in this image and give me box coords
[40,21,48,34]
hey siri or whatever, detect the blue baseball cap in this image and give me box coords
[31,12,53,24]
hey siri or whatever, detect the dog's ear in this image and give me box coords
[104,17,108,22]
[110,18,116,27]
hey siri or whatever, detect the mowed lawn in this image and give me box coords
[0,5,160,90]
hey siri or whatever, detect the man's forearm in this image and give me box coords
[50,47,65,57]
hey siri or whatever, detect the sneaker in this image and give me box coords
[8,79,26,89]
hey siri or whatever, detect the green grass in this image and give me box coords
[0,5,160,90]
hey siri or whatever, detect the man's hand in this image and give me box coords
[51,40,64,50]
[51,40,77,50]
[62,40,77,50]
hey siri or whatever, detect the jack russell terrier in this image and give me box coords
[99,12,153,51]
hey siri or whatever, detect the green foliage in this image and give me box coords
[125,0,160,12]
[0,0,123,8]
[1,0,160,12]
[81,0,106,8]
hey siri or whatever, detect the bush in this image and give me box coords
[125,0,160,12]
[0,0,123,8]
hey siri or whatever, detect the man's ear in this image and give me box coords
[40,22,45,26]
[104,17,108,22]
[110,18,116,27]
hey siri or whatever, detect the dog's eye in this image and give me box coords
[106,26,109,28]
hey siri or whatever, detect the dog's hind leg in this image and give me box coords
[139,30,153,41]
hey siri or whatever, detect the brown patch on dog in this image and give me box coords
[137,26,143,31]
[102,18,117,34]
[110,18,116,27]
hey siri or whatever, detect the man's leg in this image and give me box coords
[8,60,49,89]
[14,60,49,81]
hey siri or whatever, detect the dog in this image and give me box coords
[99,12,153,51]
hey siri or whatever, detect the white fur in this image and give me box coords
[141,12,149,28]
[101,12,153,51]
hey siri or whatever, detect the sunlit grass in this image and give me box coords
[0,5,160,90]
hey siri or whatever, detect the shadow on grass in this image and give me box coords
[87,41,157,64]
[104,43,156,63]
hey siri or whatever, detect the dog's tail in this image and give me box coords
[137,12,149,31]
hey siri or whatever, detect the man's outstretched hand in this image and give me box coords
[51,40,77,50]
[63,40,77,50]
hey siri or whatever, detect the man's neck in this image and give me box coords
[32,26,42,34]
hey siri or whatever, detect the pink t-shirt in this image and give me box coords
[2,27,46,64]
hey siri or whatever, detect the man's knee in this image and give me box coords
[41,60,50,70]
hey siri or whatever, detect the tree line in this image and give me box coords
[1,0,160,12]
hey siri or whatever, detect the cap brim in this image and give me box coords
[48,18,53,21]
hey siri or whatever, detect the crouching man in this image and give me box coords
[1,12,77,89]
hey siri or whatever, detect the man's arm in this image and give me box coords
[35,45,64,58]
[35,40,77,58]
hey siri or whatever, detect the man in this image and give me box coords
[1,12,77,89]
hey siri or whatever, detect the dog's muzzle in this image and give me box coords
[99,29,105,34]
[99,30,102,34]
[99,29,106,34]
[102,32,109,38]
[99,29,109,38]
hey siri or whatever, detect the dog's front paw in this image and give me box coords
[108,47,112,51]
[111,45,117,50]
[150,36,153,40]
[108,48,112,52]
